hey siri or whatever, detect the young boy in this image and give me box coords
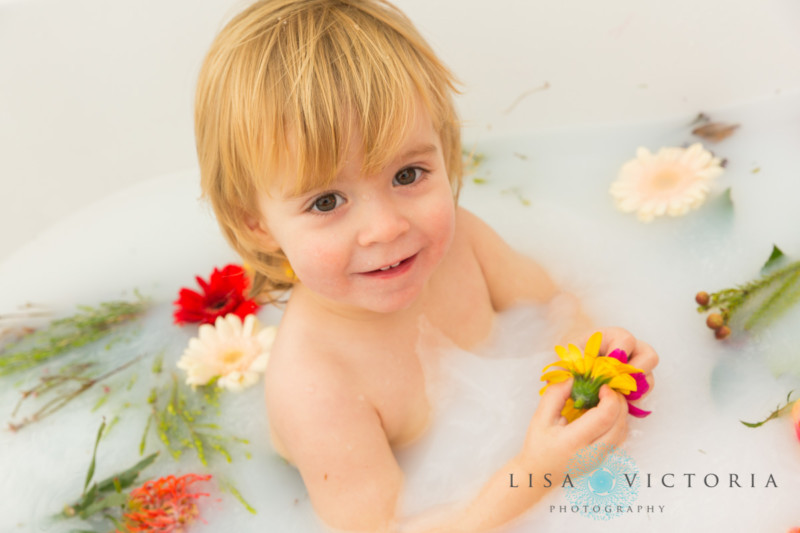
[194,0,658,531]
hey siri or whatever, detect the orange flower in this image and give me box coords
[120,473,212,533]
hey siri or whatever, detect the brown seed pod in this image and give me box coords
[706,313,724,330]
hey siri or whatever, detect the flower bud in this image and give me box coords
[706,313,724,330]
[714,325,731,339]
[695,291,710,306]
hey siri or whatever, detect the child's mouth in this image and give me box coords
[363,254,418,277]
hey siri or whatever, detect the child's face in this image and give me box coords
[256,104,456,314]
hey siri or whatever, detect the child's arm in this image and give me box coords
[269,357,629,533]
[459,207,657,420]
[405,381,629,533]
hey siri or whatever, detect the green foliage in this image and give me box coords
[697,247,800,332]
[142,373,246,466]
[762,245,786,273]
[8,354,144,431]
[0,297,148,377]
[61,420,159,523]
[741,390,795,428]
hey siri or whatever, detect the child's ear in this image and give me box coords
[245,215,280,252]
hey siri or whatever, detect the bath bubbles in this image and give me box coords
[3,93,800,532]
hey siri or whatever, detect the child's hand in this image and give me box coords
[518,379,629,475]
[596,326,658,408]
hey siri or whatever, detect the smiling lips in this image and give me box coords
[361,253,418,277]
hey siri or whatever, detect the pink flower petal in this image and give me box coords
[627,402,651,418]
[606,348,628,364]
[626,372,650,401]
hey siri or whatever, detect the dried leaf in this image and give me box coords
[692,122,740,142]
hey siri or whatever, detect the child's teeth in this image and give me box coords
[379,262,401,271]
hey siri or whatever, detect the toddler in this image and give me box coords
[194,0,658,531]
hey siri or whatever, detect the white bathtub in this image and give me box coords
[2,1,800,532]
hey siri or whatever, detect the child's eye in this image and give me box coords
[310,192,344,213]
[393,167,423,186]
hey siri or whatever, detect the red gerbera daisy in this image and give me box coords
[119,473,212,533]
[173,264,260,325]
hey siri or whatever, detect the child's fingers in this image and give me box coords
[598,327,636,357]
[564,386,625,445]
[629,339,658,397]
[535,379,573,425]
[589,387,629,446]
[629,339,659,374]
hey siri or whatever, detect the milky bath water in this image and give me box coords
[1,93,800,532]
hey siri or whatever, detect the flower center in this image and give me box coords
[650,169,682,190]
[208,298,229,311]
[220,349,244,365]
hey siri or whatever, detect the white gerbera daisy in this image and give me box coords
[610,143,724,222]
[177,313,276,391]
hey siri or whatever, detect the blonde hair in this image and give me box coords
[195,0,462,301]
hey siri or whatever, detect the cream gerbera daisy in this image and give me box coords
[610,143,724,222]
[177,313,276,391]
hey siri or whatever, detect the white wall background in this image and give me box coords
[2,0,800,262]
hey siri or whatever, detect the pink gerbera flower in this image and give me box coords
[610,143,724,222]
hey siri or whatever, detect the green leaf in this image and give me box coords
[69,483,99,516]
[741,391,795,428]
[762,245,786,273]
[717,187,734,211]
[139,412,154,455]
[744,269,800,330]
[95,452,159,493]
[83,420,106,495]
[221,480,257,514]
[78,492,130,519]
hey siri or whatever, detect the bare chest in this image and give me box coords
[357,255,495,446]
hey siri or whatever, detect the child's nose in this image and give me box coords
[356,198,410,247]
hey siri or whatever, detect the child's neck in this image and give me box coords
[289,281,430,325]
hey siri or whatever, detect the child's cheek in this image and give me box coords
[421,194,456,250]
[292,240,349,287]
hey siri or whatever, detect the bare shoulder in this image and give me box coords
[263,321,352,458]
[263,317,403,530]
[454,205,557,308]
[454,206,505,250]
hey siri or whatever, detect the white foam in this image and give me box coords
[2,93,800,531]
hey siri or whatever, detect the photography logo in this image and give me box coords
[564,443,639,520]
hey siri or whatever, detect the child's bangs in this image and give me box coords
[264,3,449,196]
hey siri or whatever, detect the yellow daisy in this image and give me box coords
[541,332,647,422]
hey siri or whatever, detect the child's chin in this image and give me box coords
[362,288,423,314]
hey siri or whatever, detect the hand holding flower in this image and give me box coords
[540,328,658,422]
[597,327,658,415]
[520,379,629,475]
